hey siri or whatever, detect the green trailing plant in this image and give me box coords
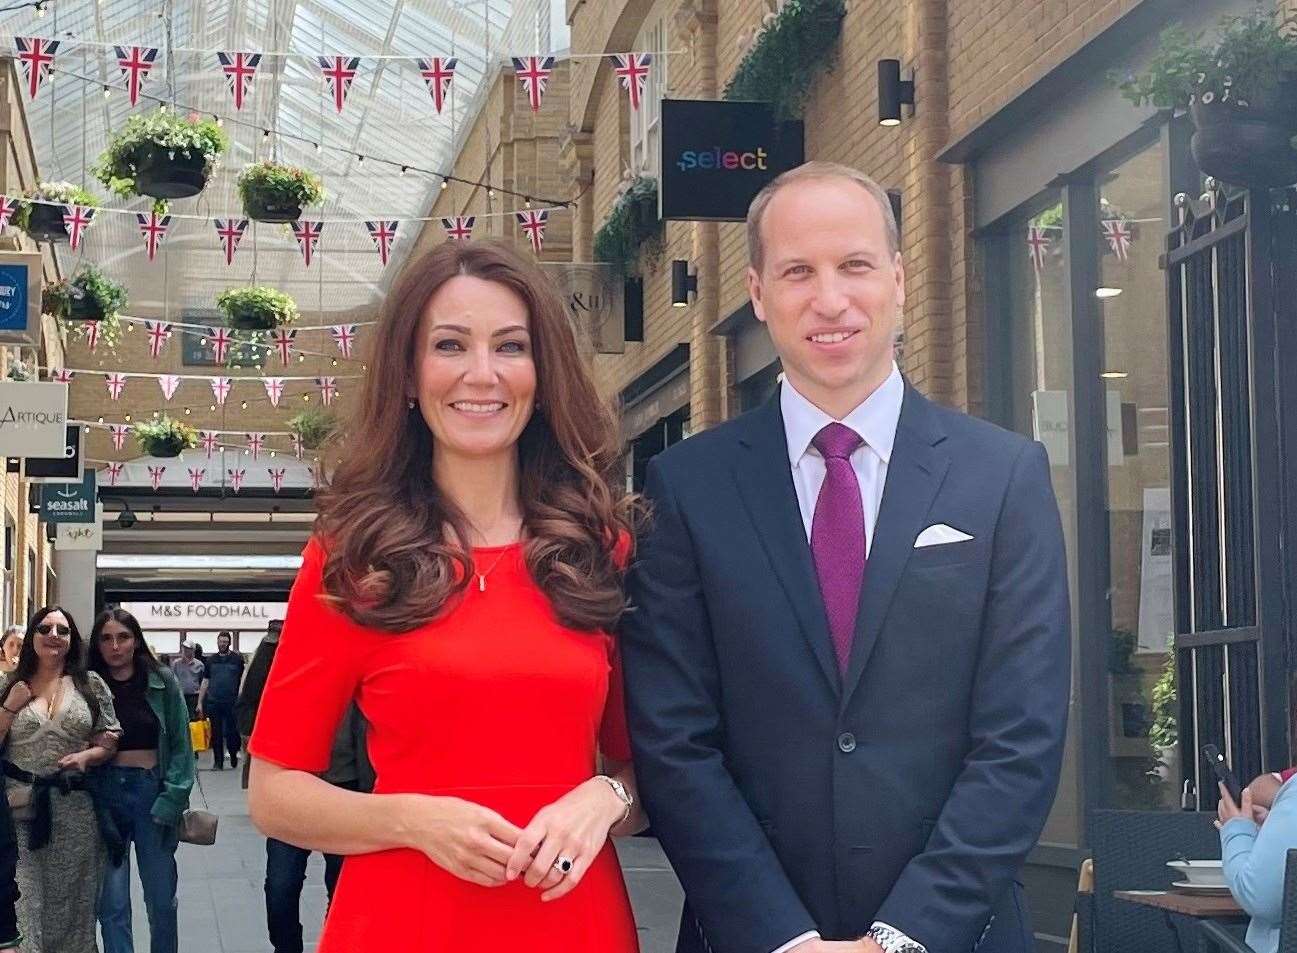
[5,359,33,382]
[42,264,127,321]
[237,161,325,216]
[1107,629,1137,674]
[1115,7,1297,110]
[216,286,299,331]
[288,408,337,450]
[1149,645,1178,752]
[724,0,848,119]
[91,108,228,210]
[593,177,662,271]
[12,182,101,233]
[133,416,199,457]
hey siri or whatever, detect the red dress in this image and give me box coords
[249,538,640,952]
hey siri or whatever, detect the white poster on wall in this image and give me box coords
[1137,486,1175,654]
[1031,390,1070,466]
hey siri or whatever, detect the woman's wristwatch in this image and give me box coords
[593,774,633,825]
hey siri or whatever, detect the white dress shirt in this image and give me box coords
[770,364,926,953]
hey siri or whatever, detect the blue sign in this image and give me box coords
[0,264,29,332]
[40,470,96,524]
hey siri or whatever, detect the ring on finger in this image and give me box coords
[552,855,574,875]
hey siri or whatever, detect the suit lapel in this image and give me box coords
[841,386,950,710]
[733,393,840,696]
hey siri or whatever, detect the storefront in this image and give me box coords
[619,345,691,491]
[716,304,781,413]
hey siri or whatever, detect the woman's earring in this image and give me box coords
[407,398,416,410]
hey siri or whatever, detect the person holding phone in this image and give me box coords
[1218,773,1297,953]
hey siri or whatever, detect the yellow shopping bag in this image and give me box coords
[189,718,211,753]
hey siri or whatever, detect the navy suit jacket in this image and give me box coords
[622,384,1071,953]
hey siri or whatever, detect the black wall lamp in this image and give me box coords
[671,260,698,308]
[878,59,915,126]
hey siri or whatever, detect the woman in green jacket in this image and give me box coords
[88,608,194,953]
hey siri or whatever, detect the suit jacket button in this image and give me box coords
[837,732,857,753]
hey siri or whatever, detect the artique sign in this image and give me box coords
[119,601,288,631]
[0,382,69,458]
[660,99,804,221]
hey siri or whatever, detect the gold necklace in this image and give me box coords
[45,676,64,719]
[474,548,513,592]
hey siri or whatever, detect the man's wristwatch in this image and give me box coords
[593,774,633,825]
[867,924,926,953]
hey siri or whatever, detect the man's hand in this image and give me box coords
[790,939,884,952]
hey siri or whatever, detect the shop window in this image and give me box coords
[629,15,668,179]
[630,407,689,492]
[740,362,783,413]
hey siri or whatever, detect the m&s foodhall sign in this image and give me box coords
[659,99,804,222]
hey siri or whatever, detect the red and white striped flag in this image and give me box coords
[613,53,653,111]
[246,433,265,460]
[105,462,124,486]
[207,327,232,364]
[147,465,166,491]
[136,211,171,261]
[0,196,17,231]
[210,376,231,406]
[516,209,548,255]
[270,329,296,366]
[417,56,456,113]
[216,52,260,111]
[106,373,127,400]
[316,376,337,406]
[365,220,398,266]
[268,467,286,493]
[158,374,180,401]
[114,46,159,106]
[199,431,219,458]
[441,216,474,241]
[187,467,206,493]
[213,219,248,265]
[291,220,323,267]
[63,205,95,250]
[109,424,130,450]
[263,378,284,408]
[14,38,59,100]
[330,324,356,358]
[318,56,360,114]
[50,368,73,384]
[227,467,247,493]
[145,321,172,359]
[84,321,101,351]
[511,56,554,113]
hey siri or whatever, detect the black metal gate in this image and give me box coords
[1163,183,1297,808]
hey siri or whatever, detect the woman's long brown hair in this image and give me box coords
[315,240,635,633]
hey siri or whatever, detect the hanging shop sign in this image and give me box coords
[56,506,103,551]
[21,422,82,483]
[660,99,804,221]
[39,469,96,523]
[119,601,288,631]
[0,253,43,347]
[0,382,69,458]
[541,262,625,355]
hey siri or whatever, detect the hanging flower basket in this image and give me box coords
[288,408,336,450]
[134,417,199,458]
[237,162,325,223]
[134,145,211,200]
[593,177,663,272]
[1190,81,1297,188]
[13,182,102,244]
[216,286,299,331]
[723,0,848,119]
[92,109,228,204]
[42,264,127,325]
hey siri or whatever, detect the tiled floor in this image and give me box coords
[112,760,685,952]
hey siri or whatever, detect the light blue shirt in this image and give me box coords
[1221,776,1297,953]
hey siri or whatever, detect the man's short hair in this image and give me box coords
[746,161,900,271]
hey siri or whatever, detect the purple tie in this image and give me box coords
[810,423,866,673]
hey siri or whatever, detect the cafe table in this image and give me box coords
[1114,889,1248,953]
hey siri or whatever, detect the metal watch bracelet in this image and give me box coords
[593,774,632,825]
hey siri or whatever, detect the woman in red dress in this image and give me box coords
[248,239,644,952]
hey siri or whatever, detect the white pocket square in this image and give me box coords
[914,523,975,548]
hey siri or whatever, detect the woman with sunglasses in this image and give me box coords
[0,607,121,953]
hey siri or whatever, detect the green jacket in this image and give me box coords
[144,666,195,826]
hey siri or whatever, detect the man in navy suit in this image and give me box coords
[621,162,1071,953]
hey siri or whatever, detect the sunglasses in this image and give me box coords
[35,623,71,637]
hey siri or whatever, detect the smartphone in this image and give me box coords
[1203,744,1243,803]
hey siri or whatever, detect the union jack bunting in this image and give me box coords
[145,321,172,359]
[136,211,171,261]
[268,467,286,493]
[216,52,261,111]
[292,220,323,267]
[613,53,653,111]
[213,219,248,266]
[200,431,220,458]
[330,324,356,358]
[210,376,231,406]
[1102,219,1134,262]
[106,374,127,400]
[14,38,58,100]
[114,46,158,106]
[1026,225,1049,273]
[511,56,554,113]
[441,216,474,242]
[109,424,130,450]
[207,327,233,364]
[365,220,398,267]
[187,467,206,493]
[516,209,548,255]
[263,378,284,408]
[0,196,17,231]
[316,376,337,406]
[84,321,102,351]
[417,56,456,113]
[147,466,166,491]
[63,205,95,251]
[105,462,124,486]
[245,433,264,460]
[227,467,247,493]
[291,433,304,460]
[318,56,360,114]
[158,374,180,401]
[270,329,296,366]
[50,368,73,384]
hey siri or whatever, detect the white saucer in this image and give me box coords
[1172,881,1232,895]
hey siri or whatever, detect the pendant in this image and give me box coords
[478,574,486,592]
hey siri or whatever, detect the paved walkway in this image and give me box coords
[115,759,685,952]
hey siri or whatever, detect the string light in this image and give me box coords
[357,154,365,164]
[399,166,408,176]
[440,179,448,191]
[124,414,132,422]
[102,86,111,99]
